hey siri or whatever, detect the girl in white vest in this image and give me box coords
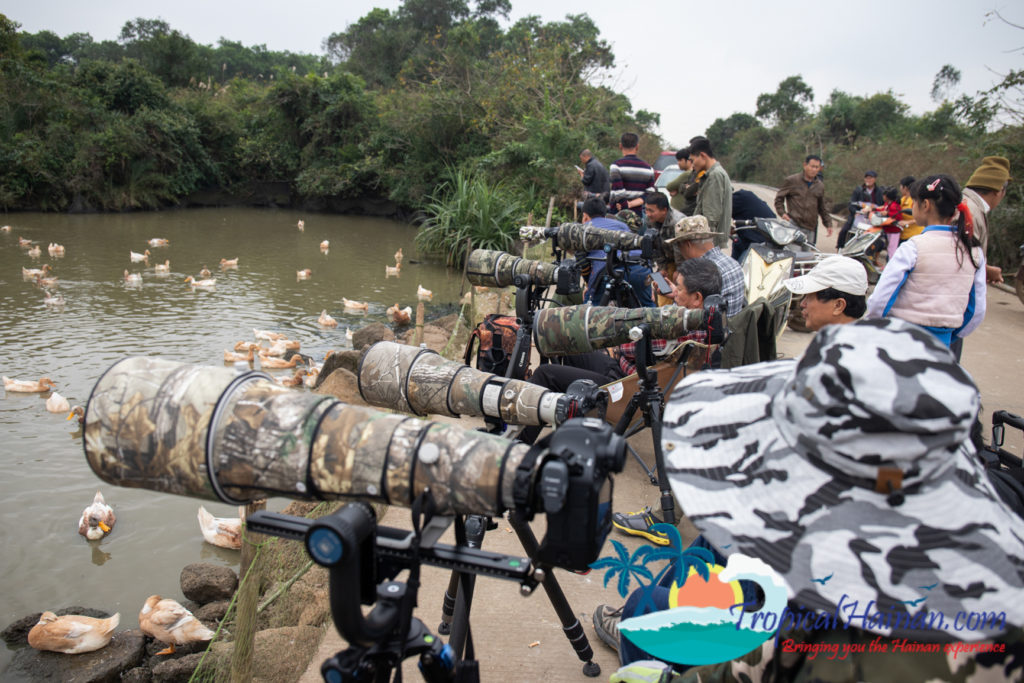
[866,174,986,346]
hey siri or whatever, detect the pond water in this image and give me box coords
[0,207,463,671]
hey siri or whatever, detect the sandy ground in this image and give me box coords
[299,189,1024,682]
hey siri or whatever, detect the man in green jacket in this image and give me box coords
[689,136,732,250]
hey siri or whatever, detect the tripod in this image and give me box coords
[593,248,646,309]
[437,275,601,676]
[609,324,678,525]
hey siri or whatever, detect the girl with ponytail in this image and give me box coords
[866,174,986,347]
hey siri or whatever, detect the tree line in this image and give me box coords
[0,4,1021,270]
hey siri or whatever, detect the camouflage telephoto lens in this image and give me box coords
[357,341,562,427]
[83,357,531,516]
[547,223,646,253]
[532,304,705,356]
[465,249,558,288]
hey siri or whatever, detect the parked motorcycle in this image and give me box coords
[732,217,828,336]
[840,213,887,284]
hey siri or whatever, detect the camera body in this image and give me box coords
[517,418,625,571]
[553,257,583,297]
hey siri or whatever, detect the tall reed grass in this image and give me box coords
[414,168,524,267]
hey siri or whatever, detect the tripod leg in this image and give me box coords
[645,394,676,525]
[507,511,601,678]
[438,515,487,645]
[626,443,657,485]
[437,572,459,635]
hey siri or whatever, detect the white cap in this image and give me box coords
[783,256,868,296]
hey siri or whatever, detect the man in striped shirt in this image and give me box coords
[608,132,655,216]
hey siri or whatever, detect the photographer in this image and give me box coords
[518,258,722,445]
[602,319,1024,682]
[580,196,655,308]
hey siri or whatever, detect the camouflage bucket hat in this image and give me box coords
[663,318,1024,641]
[664,215,719,243]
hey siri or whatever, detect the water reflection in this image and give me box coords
[0,208,461,673]
[90,543,113,567]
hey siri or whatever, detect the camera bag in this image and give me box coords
[463,314,526,378]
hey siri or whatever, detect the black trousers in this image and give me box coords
[518,353,624,444]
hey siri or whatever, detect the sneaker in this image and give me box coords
[592,604,622,652]
[612,506,670,545]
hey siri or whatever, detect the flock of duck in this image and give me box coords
[22,491,241,655]
[4,218,440,658]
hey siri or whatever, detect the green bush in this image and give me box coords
[415,167,525,266]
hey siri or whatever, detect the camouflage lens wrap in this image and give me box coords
[496,380,550,425]
[395,420,529,515]
[552,222,645,253]
[308,403,406,501]
[533,304,705,356]
[465,249,557,288]
[84,357,536,517]
[83,356,237,501]
[360,342,556,426]
[357,341,439,416]
[208,378,337,502]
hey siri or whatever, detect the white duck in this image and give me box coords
[319,240,329,251]
[46,391,71,413]
[124,270,142,286]
[78,491,116,540]
[318,310,338,327]
[342,297,369,311]
[219,257,238,269]
[417,284,433,301]
[147,238,170,247]
[385,263,401,277]
[4,376,57,393]
[253,328,286,342]
[130,249,151,263]
[296,268,312,281]
[27,244,42,258]
[48,243,66,257]
[184,275,216,290]
[139,595,215,655]
[296,220,305,232]
[153,260,171,275]
[197,505,242,550]
[23,264,52,280]
[386,303,412,325]
[28,611,120,654]
[223,348,254,363]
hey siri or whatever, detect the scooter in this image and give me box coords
[732,217,829,337]
[840,213,887,284]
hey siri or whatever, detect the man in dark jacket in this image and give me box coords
[836,170,883,248]
[773,155,833,244]
[578,149,610,201]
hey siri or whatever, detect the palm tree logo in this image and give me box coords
[590,525,790,667]
[590,523,715,610]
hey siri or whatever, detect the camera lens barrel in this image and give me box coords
[546,223,646,253]
[465,249,558,288]
[358,341,560,426]
[532,304,705,356]
[83,356,531,516]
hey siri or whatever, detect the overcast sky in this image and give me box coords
[6,1,1022,150]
